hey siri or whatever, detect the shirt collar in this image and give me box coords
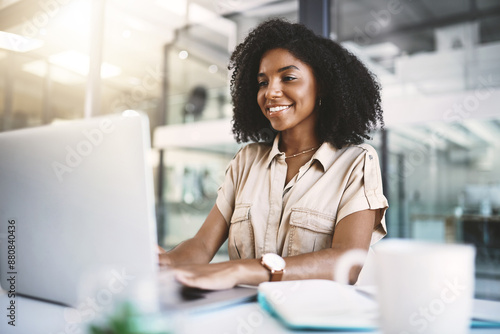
[265,134,284,167]
[312,141,339,171]
[265,133,339,170]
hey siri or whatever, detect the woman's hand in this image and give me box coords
[173,262,239,290]
[173,259,268,290]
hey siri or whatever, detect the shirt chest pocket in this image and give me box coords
[228,204,255,260]
[286,209,336,256]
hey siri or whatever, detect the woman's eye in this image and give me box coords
[283,76,296,82]
[258,81,268,87]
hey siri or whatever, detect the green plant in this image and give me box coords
[88,301,171,334]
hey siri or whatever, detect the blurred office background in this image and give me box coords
[0,0,499,299]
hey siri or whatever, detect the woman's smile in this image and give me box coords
[266,104,293,117]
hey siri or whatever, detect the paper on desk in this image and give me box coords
[257,279,379,331]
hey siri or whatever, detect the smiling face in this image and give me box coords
[257,48,319,134]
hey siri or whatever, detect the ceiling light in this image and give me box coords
[22,50,122,84]
[49,50,89,76]
[0,31,44,52]
[178,50,188,60]
[22,60,85,85]
[49,50,122,78]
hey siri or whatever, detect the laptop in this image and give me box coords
[0,111,256,311]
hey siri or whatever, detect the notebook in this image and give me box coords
[258,280,379,331]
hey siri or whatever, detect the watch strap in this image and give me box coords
[270,269,284,282]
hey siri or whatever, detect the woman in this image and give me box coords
[159,18,388,289]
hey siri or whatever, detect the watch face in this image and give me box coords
[262,253,286,270]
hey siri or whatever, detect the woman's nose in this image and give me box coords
[265,80,283,99]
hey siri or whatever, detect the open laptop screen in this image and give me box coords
[0,112,158,307]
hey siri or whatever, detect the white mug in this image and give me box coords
[373,239,475,334]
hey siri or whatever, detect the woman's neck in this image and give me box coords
[279,130,321,156]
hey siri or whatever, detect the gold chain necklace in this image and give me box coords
[284,146,320,159]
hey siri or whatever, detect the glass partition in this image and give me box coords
[385,118,500,299]
[335,0,500,301]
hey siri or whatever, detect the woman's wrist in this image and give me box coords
[235,258,271,286]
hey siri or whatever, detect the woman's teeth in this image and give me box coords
[269,105,290,113]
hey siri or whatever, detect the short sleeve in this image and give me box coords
[215,147,245,226]
[336,145,388,245]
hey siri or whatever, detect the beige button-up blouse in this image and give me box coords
[216,135,388,260]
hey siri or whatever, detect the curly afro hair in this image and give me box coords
[228,18,384,149]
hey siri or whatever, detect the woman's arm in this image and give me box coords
[159,205,229,267]
[173,208,380,289]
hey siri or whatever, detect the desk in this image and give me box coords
[1,292,500,334]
